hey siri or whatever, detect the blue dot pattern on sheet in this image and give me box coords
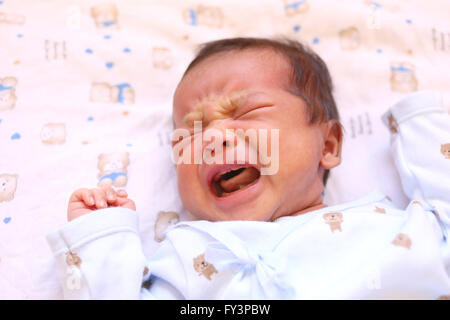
[3,217,11,224]
[126,143,132,147]
[406,19,412,24]
[0,1,4,5]
[293,25,301,32]
[85,48,93,54]
[11,132,21,140]
[106,62,114,69]
[376,49,383,53]
[17,34,23,38]
[312,37,320,44]
[123,48,131,53]
[0,119,2,124]
[87,116,94,121]
[104,35,111,39]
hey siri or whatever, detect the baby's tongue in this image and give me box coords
[219,167,259,193]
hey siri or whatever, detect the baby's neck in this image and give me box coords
[290,203,328,217]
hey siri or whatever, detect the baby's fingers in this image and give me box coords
[116,197,136,211]
[103,186,117,204]
[81,189,95,207]
[92,188,108,209]
[116,189,128,198]
[70,188,95,207]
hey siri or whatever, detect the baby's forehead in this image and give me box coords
[173,49,294,120]
[184,48,291,79]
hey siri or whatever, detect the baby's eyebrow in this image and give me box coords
[182,90,252,127]
[183,107,204,128]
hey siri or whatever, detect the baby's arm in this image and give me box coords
[382,91,450,240]
[47,187,149,299]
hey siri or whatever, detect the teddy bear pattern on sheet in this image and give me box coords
[0,77,18,111]
[283,0,309,16]
[0,174,18,203]
[390,62,418,93]
[40,123,66,145]
[97,152,130,188]
[0,11,26,25]
[323,212,344,233]
[193,253,218,280]
[154,211,180,242]
[339,26,361,50]
[182,4,224,28]
[152,47,173,70]
[91,3,119,29]
[90,82,135,104]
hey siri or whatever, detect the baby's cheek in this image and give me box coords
[176,164,211,219]
[278,131,319,182]
[276,132,298,172]
[176,164,201,201]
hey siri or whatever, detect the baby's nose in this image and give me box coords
[202,127,234,157]
[205,139,232,154]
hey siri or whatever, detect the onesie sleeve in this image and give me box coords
[382,91,450,269]
[46,207,149,299]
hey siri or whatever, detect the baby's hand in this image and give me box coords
[67,187,136,222]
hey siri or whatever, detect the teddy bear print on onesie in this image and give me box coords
[392,233,412,249]
[323,212,344,233]
[193,253,218,280]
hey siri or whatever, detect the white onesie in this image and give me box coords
[46,91,450,299]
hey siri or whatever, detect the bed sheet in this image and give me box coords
[0,0,449,299]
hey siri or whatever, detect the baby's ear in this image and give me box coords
[320,120,343,170]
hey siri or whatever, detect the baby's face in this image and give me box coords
[173,49,337,221]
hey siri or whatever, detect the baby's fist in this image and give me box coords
[67,187,136,221]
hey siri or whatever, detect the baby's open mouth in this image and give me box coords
[211,166,261,197]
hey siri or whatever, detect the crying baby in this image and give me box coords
[67,37,342,223]
[49,37,450,299]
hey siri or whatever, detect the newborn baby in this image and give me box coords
[47,38,450,299]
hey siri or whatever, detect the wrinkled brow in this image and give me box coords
[182,90,250,127]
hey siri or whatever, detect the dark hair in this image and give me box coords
[182,37,342,187]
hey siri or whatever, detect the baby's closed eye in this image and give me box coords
[233,104,275,120]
